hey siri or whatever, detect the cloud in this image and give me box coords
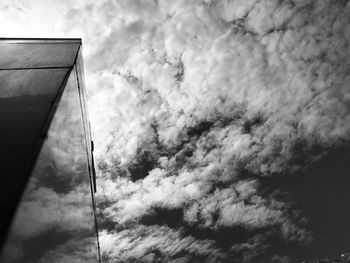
[87,0,350,261]
[99,225,227,263]
[74,0,350,178]
[1,0,350,261]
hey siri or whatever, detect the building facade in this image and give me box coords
[0,39,101,262]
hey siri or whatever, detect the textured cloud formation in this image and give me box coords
[99,226,228,263]
[75,0,350,174]
[1,0,350,262]
[76,0,350,261]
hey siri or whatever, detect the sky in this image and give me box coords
[1,0,350,262]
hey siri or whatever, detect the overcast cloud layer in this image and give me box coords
[1,0,350,262]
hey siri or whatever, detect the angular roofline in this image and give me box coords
[0,38,82,70]
[0,38,82,44]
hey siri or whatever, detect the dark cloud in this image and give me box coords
[128,148,160,182]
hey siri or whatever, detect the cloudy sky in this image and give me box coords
[1,0,350,262]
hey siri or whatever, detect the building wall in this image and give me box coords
[0,39,100,263]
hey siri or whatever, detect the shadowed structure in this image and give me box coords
[0,38,100,263]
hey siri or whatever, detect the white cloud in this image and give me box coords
[99,225,226,262]
[1,0,350,261]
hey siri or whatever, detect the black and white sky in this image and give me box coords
[2,0,350,262]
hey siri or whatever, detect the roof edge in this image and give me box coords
[0,38,82,44]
